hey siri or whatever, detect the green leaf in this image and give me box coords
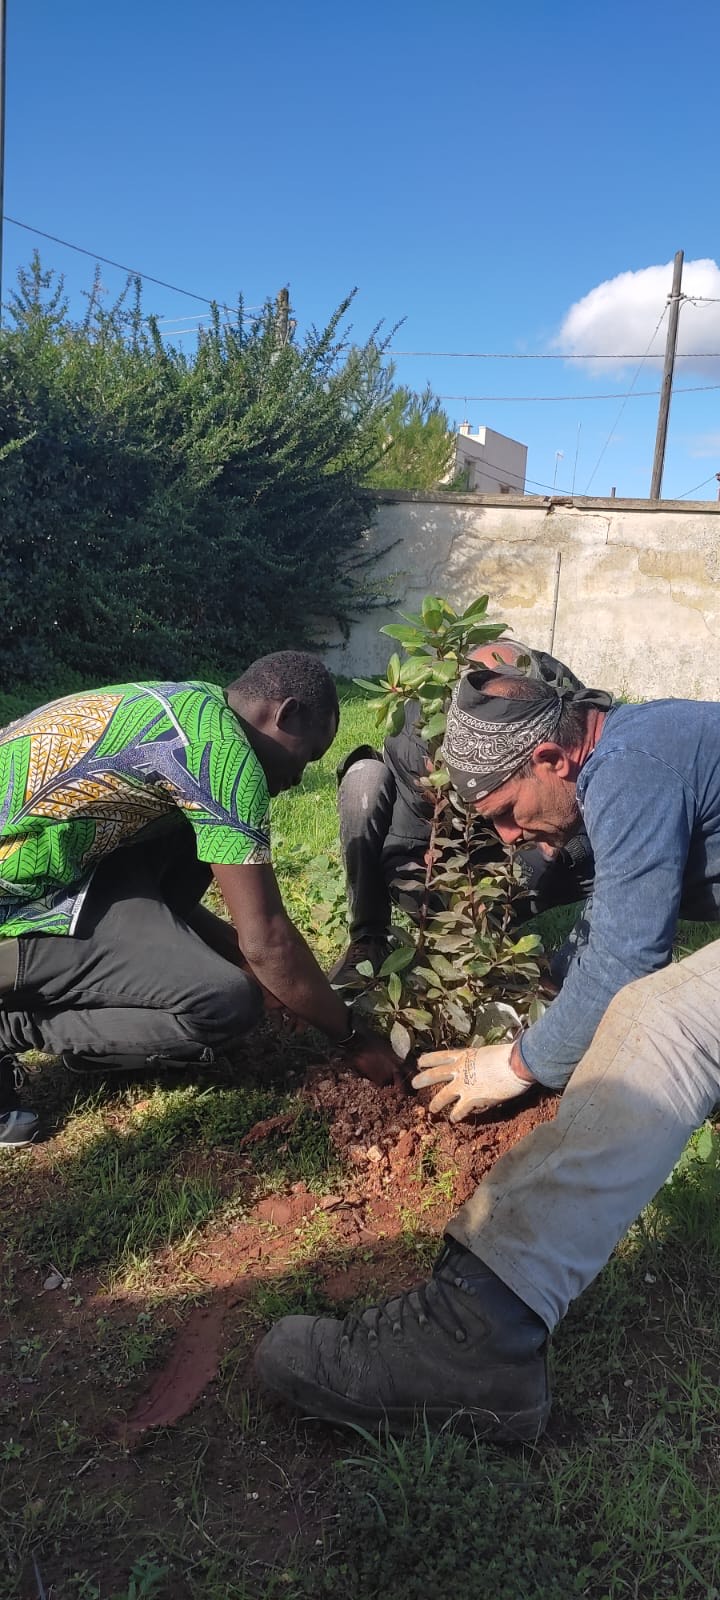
[387,972,402,1006]
[352,677,383,694]
[385,700,406,736]
[386,652,401,688]
[355,960,375,978]
[421,711,447,741]
[695,1122,716,1162]
[378,945,417,976]
[413,966,443,986]
[461,596,490,619]
[398,656,433,687]
[465,622,508,646]
[379,625,430,646]
[444,1000,471,1035]
[390,1020,413,1058]
[510,934,543,955]
[428,954,459,980]
[421,595,444,631]
[431,659,461,682]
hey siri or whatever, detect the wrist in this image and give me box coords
[330,1006,356,1048]
[510,1033,536,1083]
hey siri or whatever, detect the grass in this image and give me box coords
[0,1076,343,1281]
[4,677,720,1597]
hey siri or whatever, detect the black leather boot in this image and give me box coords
[255,1239,550,1439]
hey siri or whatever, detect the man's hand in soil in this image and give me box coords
[340,1028,409,1091]
[412,1040,534,1122]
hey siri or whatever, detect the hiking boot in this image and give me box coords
[254,1239,550,1439]
[0,1056,39,1148]
[328,937,391,992]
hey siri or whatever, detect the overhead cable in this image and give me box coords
[677,473,719,499]
[3,215,242,316]
[392,349,720,360]
[584,306,669,493]
[437,383,720,403]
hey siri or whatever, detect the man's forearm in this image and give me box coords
[244,919,353,1041]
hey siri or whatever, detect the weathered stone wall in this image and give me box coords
[324,491,720,699]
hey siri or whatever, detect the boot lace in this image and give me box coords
[340,1273,470,1352]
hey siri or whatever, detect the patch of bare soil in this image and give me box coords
[120,1071,558,1433]
[307,1066,558,1203]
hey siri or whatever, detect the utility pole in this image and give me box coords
[0,0,7,328]
[275,286,289,347]
[650,250,684,500]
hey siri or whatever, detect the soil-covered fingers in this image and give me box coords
[344,1030,410,1091]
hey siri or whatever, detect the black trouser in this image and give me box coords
[337,751,595,942]
[0,828,262,1060]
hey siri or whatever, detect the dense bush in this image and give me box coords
[0,256,394,687]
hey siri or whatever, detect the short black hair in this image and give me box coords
[227,651,339,725]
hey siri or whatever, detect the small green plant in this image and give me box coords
[353,595,544,1054]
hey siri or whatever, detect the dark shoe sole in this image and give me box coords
[258,1368,551,1442]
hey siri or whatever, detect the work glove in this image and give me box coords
[412,1039,531,1123]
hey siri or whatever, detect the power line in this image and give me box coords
[392,348,720,359]
[444,444,570,496]
[584,305,669,493]
[5,215,720,361]
[437,383,720,403]
[677,473,719,499]
[3,214,243,316]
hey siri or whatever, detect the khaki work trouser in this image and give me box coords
[447,938,720,1329]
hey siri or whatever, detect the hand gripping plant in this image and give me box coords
[353,595,545,1058]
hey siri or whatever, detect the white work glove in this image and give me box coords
[412,1039,531,1123]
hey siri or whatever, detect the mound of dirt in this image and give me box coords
[305,1068,558,1205]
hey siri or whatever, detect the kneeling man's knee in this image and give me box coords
[207,969,264,1039]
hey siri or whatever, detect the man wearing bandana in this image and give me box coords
[256,669,720,1440]
[328,637,595,990]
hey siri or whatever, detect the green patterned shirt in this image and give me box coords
[0,680,271,937]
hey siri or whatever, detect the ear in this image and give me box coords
[530,741,572,779]
[274,696,301,732]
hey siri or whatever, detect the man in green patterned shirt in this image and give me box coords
[0,652,400,1144]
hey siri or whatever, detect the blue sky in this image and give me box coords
[5,0,720,498]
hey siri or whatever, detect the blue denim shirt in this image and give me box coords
[519,700,720,1089]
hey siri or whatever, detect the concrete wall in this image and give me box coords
[324,491,720,700]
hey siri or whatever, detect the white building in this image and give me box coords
[451,422,527,494]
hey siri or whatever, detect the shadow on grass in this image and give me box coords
[1,1032,345,1280]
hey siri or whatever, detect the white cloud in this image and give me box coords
[555,259,720,377]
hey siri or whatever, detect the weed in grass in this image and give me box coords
[248,1101,344,1196]
[94,1311,170,1386]
[296,1422,585,1600]
[65,1557,168,1600]
[248,1275,329,1325]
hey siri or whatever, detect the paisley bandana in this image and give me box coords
[441,668,613,801]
